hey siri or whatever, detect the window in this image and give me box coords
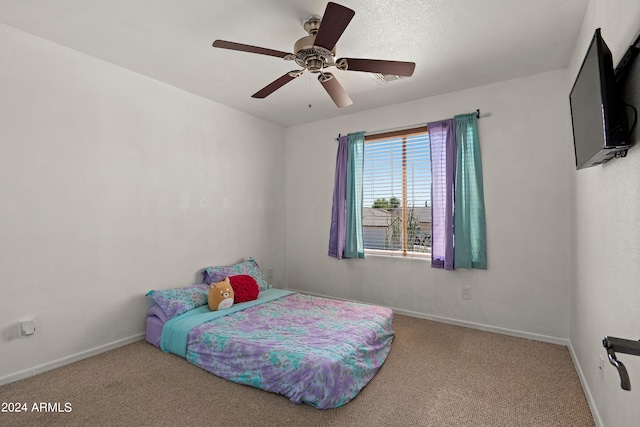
[362,127,431,257]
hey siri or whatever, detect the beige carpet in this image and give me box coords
[0,314,594,427]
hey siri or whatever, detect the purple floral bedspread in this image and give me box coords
[185,293,394,409]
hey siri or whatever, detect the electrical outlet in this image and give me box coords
[461,286,472,300]
[599,355,605,382]
[18,319,36,338]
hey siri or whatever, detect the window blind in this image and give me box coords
[362,131,431,256]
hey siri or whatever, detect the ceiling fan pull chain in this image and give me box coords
[309,73,312,108]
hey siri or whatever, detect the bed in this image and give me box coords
[145,259,394,409]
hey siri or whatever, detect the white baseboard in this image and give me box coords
[392,306,569,346]
[567,342,603,427]
[290,288,569,347]
[0,333,145,387]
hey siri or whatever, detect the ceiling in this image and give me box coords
[0,0,589,127]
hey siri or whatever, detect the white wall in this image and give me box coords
[567,1,640,426]
[0,24,286,383]
[6,5,639,424]
[285,68,575,342]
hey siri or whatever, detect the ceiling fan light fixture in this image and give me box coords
[306,57,324,73]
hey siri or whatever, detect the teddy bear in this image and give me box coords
[208,277,235,311]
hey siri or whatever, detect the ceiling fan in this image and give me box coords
[212,2,416,108]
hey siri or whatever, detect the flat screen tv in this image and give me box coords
[570,28,630,170]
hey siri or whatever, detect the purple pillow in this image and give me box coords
[146,283,210,319]
[202,258,271,291]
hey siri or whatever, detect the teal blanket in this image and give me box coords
[161,288,293,357]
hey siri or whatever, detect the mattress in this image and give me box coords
[146,289,394,409]
[145,304,167,348]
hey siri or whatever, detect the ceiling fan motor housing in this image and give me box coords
[293,34,335,73]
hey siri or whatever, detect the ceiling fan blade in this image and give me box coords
[339,58,416,77]
[252,73,299,99]
[313,2,355,51]
[212,40,291,59]
[319,73,352,108]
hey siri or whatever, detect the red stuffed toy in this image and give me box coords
[227,275,259,303]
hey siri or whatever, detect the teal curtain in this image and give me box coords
[344,131,365,258]
[454,113,487,269]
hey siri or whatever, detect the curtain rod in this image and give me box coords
[336,109,491,140]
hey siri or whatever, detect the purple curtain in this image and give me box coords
[428,119,456,270]
[328,135,349,259]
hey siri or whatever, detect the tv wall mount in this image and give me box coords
[614,31,640,82]
[613,29,640,160]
